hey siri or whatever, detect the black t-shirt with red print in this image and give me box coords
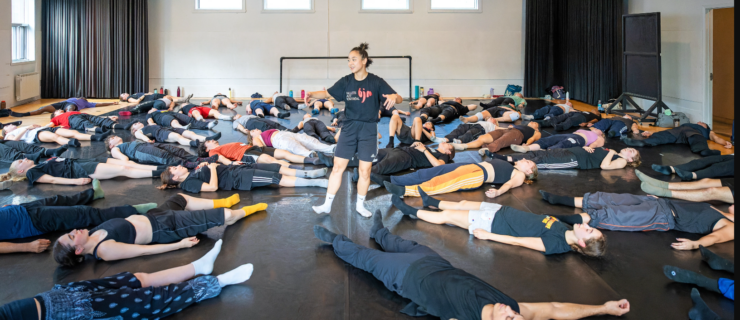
[327,73,396,123]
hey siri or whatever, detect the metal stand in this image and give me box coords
[606,93,669,122]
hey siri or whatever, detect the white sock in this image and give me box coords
[217,263,253,288]
[218,115,232,120]
[191,239,222,276]
[356,195,372,217]
[313,193,335,214]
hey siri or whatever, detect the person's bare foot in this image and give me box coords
[25,239,51,253]
[460,116,469,123]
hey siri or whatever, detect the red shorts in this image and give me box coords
[189,106,213,118]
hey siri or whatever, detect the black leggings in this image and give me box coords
[419,106,443,119]
[644,131,714,155]
[133,143,200,166]
[303,120,335,144]
[445,123,485,143]
[0,141,46,163]
[431,107,457,122]
[128,100,164,115]
[146,195,226,244]
[480,97,516,109]
[675,155,734,179]
[275,96,299,110]
[68,114,116,130]
[548,113,587,131]
[171,113,211,130]
[22,189,138,234]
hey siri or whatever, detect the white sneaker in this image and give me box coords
[298,104,307,110]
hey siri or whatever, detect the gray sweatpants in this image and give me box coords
[583,192,675,232]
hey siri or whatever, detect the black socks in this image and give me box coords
[689,289,721,320]
[540,190,576,207]
[206,132,222,141]
[418,187,440,209]
[700,246,734,273]
[67,138,81,147]
[11,111,30,117]
[113,124,125,130]
[190,140,199,147]
[652,164,673,175]
[383,181,405,197]
[486,151,508,161]
[386,136,395,149]
[305,157,321,165]
[392,196,418,219]
[369,210,384,239]
[664,266,720,293]
[91,130,112,141]
[675,168,695,181]
[552,214,584,225]
[370,173,390,186]
[45,146,68,157]
[313,225,338,244]
[700,149,721,157]
[317,152,334,167]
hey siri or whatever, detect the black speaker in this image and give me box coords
[607,12,669,122]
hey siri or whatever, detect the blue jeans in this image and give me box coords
[534,134,586,150]
[532,105,564,120]
[593,119,628,137]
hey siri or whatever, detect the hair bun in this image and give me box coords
[359,42,370,51]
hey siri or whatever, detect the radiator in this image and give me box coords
[16,72,40,101]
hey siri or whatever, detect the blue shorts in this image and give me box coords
[335,121,378,162]
[250,101,277,114]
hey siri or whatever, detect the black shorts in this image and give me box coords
[721,178,734,197]
[335,121,378,162]
[379,106,398,118]
[146,195,225,244]
[77,160,101,176]
[152,100,168,110]
[252,168,283,188]
[397,124,429,145]
[245,146,276,158]
[50,102,67,110]
[153,127,186,142]
[32,127,60,143]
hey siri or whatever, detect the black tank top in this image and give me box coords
[514,125,535,142]
[485,159,515,184]
[90,218,137,260]
[670,201,727,234]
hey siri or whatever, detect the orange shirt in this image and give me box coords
[209,142,252,161]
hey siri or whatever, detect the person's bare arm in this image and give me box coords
[413,143,444,166]
[472,230,546,252]
[200,163,220,192]
[524,132,541,146]
[134,130,154,143]
[5,127,30,141]
[110,148,130,162]
[35,176,91,185]
[598,149,626,170]
[519,300,630,320]
[147,118,156,125]
[709,132,733,149]
[672,222,734,250]
[306,90,330,100]
[484,172,525,198]
[0,240,51,254]
[96,238,199,261]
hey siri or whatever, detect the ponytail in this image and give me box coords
[351,42,373,68]
[0,161,29,183]
[157,167,180,190]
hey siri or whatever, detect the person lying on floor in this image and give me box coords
[460,104,521,124]
[52,192,266,266]
[2,157,163,186]
[305,97,338,115]
[0,183,154,253]
[233,114,291,135]
[250,128,336,158]
[428,99,477,124]
[535,110,602,132]
[522,101,574,121]
[387,114,434,148]
[652,154,734,181]
[202,93,242,110]
[410,92,440,110]
[159,163,328,193]
[417,104,444,123]
[147,109,217,130]
[199,140,331,167]
[391,192,606,256]
[539,190,734,250]
[293,114,339,144]
[0,141,67,165]
[2,123,107,147]
[0,98,119,118]
[106,136,224,168]
[263,91,302,110]
[487,146,641,171]
[129,121,221,147]
[179,103,240,121]
[313,218,628,320]
[511,129,605,153]
[449,122,541,153]
[248,99,290,119]
[664,245,734,304]
[478,92,528,111]
[342,142,454,183]
[622,121,732,156]
[379,97,411,118]
[382,158,537,198]
[588,115,640,138]
[1,241,253,320]
[47,109,126,133]
[434,117,498,144]
[120,91,192,105]
[636,170,734,204]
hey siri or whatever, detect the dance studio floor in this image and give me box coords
[0,99,734,319]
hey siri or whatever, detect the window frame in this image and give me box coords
[193,0,247,13]
[428,0,481,13]
[262,0,315,13]
[359,0,413,14]
[11,0,35,64]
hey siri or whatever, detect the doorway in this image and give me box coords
[705,6,735,140]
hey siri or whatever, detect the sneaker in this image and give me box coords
[298,104,307,110]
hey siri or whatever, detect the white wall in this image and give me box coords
[0,0,41,108]
[628,0,734,122]
[149,0,525,99]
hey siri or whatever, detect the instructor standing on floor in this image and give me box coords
[309,43,401,217]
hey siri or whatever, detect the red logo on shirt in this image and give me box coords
[358,88,373,103]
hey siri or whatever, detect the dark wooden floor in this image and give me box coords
[0,99,734,319]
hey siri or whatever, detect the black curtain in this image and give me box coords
[42,0,149,98]
[524,0,623,105]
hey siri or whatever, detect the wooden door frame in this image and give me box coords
[703,3,734,127]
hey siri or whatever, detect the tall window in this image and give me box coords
[263,0,313,11]
[195,0,245,12]
[361,0,411,12]
[430,0,480,12]
[11,0,35,63]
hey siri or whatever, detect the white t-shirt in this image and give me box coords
[8,127,44,144]
[557,104,572,113]
[476,121,497,133]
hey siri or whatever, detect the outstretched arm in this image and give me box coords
[524,132,541,146]
[0,240,51,254]
[484,172,526,198]
[672,222,734,250]
[472,230,546,252]
[519,300,630,320]
[110,148,130,162]
[96,238,199,261]
[709,132,733,149]
[35,175,91,185]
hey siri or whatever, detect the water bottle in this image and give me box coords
[160,87,163,94]
[289,90,294,98]
[490,88,494,97]
[598,100,603,112]
[177,87,181,97]
[301,90,305,99]
[420,87,424,98]
[414,86,420,99]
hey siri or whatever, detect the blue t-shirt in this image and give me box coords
[0,206,42,241]
[327,73,395,123]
